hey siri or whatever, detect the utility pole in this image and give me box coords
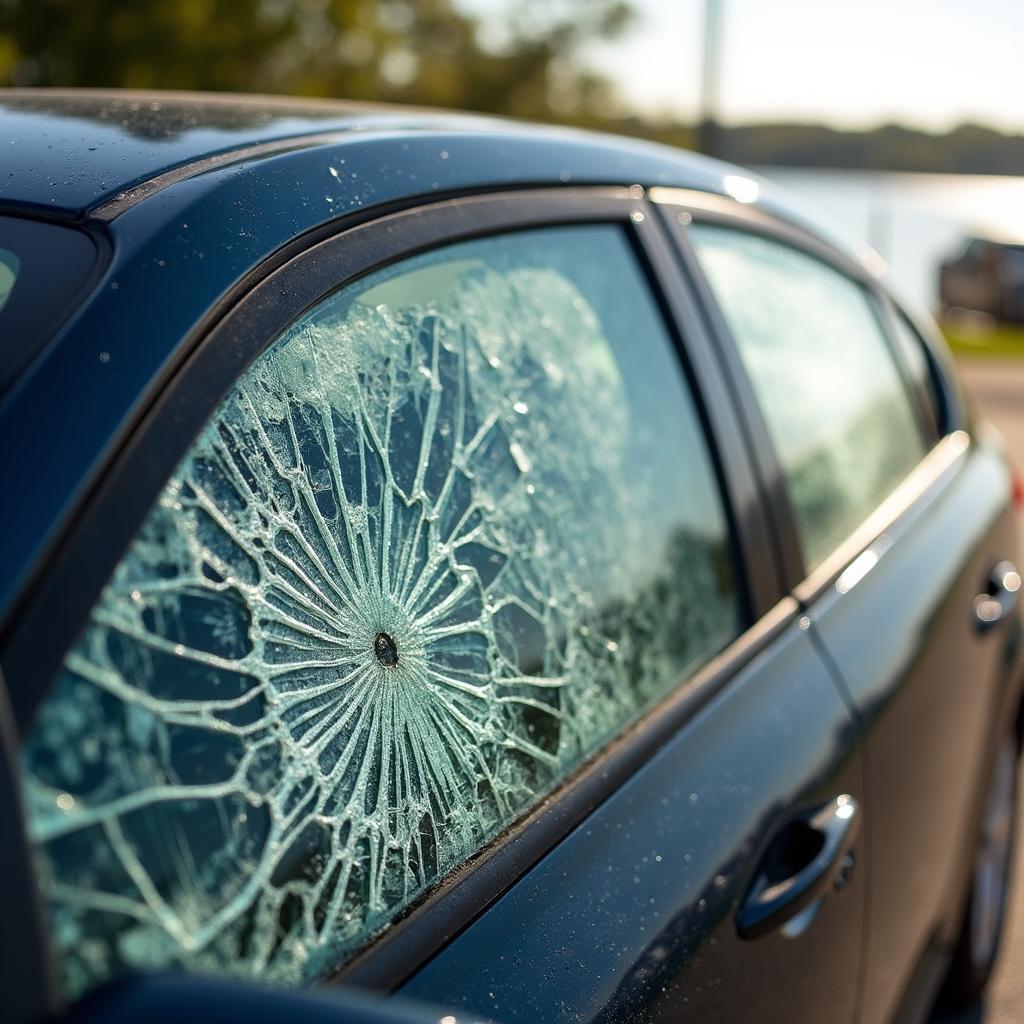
[697,0,724,158]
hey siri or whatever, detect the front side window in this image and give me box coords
[22,223,738,999]
[690,223,926,570]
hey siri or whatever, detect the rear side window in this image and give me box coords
[690,224,926,571]
[0,216,98,398]
[22,223,739,999]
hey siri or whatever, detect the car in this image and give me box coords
[1,89,1022,1024]
[939,231,1024,324]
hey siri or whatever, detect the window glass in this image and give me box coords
[0,217,97,397]
[22,224,738,999]
[0,248,19,313]
[690,223,926,570]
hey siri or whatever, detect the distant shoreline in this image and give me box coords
[583,117,1024,177]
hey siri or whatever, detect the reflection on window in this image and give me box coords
[690,224,925,569]
[0,248,19,314]
[23,225,738,999]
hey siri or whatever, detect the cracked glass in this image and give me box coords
[22,223,738,1000]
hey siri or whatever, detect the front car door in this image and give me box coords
[4,188,865,1023]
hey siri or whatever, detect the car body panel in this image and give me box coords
[401,619,865,1023]
[805,435,1024,1023]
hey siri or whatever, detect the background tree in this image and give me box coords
[0,0,635,124]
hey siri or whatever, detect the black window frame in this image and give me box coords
[1,186,804,1013]
[651,185,973,607]
[877,295,968,440]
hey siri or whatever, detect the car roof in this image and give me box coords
[0,88,761,219]
[0,89,519,215]
[0,89,865,266]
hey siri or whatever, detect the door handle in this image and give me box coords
[737,794,859,940]
[973,560,1021,634]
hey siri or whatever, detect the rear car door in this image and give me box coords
[672,197,1024,1023]
[5,189,864,1024]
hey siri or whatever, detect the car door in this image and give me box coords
[383,196,870,1022]
[669,197,1024,1023]
[3,188,864,1024]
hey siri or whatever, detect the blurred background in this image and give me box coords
[2,0,1023,339]
[2,1,1022,1019]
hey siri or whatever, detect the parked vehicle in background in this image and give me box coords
[1,91,1022,1024]
[939,231,1024,323]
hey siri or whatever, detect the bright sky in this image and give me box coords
[465,0,1024,132]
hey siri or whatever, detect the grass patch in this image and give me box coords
[941,319,1024,359]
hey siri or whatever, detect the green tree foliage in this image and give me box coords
[715,120,1024,176]
[3,0,1023,173]
[0,0,634,122]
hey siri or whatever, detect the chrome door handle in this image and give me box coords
[974,560,1022,634]
[737,794,860,940]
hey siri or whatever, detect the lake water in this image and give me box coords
[756,168,1024,315]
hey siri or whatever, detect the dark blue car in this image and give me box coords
[1,91,1022,1024]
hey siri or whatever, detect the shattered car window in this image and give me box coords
[22,224,738,999]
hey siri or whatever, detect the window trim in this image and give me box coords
[651,186,967,603]
[0,667,56,1024]
[879,296,969,439]
[2,186,794,1005]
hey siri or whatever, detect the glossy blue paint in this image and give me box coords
[402,620,865,1023]
[807,437,1023,1023]
[0,91,493,214]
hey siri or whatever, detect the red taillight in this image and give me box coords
[1013,464,1024,511]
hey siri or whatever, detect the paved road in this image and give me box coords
[931,358,1024,1024]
